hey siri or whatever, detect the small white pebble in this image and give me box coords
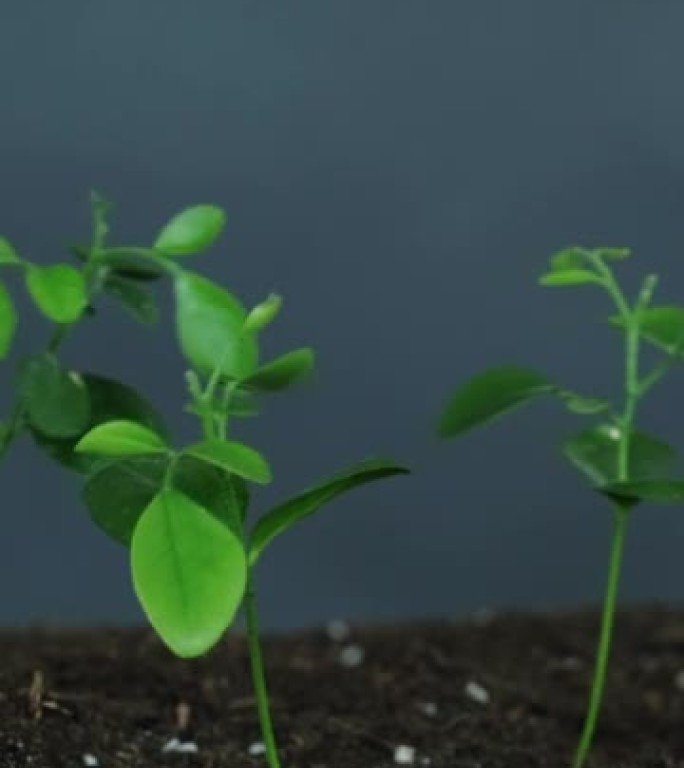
[161,737,199,754]
[464,680,490,705]
[82,756,99,768]
[326,618,351,642]
[249,742,267,757]
[338,643,365,668]
[675,670,684,691]
[417,701,439,717]
[394,744,416,765]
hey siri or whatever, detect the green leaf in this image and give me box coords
[171,455,248,534]
[174,271,258,379]
[557,391,611,416]
[183,439,271,484]
[83,455,168,545]
[184,388,260,421]
[593,247,631,261]
[243,348,315,392]
[249,458,409,565]
[103,274,159,324]
[548,247,592,272]
[75,420,167,457]
[25,264,88,323]
[539,269,603,287]
[19,355,91,438]
[83,454,247,545]
[0,237,20,265]
[611,306,684,355]
[0,278,17,359]
[438,366,554,438]
[243,294,283,333]
[154,205,226,257]
[95,248,166,281]
[600,479,684,505]
[562,424,677,485]
[31,374,168,472]
[132,487,247,658]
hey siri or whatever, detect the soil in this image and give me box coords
[1,606,684,768]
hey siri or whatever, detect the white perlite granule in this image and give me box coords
[394,744,416,765]
[249,742,266,756]
[464,680,490,705]
[338,643,365,668]
[161,737,199,754]
[82,756,99,767]
[326,619,351,642]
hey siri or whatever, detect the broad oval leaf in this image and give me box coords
[183,439,271,484]
[19,355,91,438]
[562,424,677,486]
[75,420,167,457]
[600,479,684,505]
[243,348,315,392]
[0,279,17,359]
[438,366,554,438]
[249,458,409,565]
[611,306,684,355]
[174,271,258,379]
[539,269,603,287]
[0,237,20,265]
[25,264,88,323]
[31,374,168,472]
[132,488,247,658]
[154,205,226,256]
[104,274,159,324]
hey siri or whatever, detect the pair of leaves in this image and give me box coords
[84,454,407,658]
[76,420,272,485]
[538,246,630,287]
[29,371,168,473]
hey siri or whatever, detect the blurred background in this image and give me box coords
[2,2,684,629]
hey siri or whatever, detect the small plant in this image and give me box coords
[58,199,409,767]
[438,246,684,768]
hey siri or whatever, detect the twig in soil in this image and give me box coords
[175,701,192,732]
[28,669,44,720]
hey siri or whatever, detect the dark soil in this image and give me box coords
[1,606,684,768]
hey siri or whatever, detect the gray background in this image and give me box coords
[2,1,684,630]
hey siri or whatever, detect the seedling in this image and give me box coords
[65,201,409,767]
[438,246,684,768]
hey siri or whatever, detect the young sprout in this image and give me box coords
[76,203,409,768]
[438,246,684,768]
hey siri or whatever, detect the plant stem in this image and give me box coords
[244,572,282,768]
[572,504,628,768]
[573,271,649,768]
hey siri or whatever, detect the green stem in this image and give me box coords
[572,271,650,768]
[572,504,628,768]
[244,572,282,768]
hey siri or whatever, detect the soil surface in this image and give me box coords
[1,606,684,768]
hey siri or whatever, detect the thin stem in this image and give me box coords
[572,269,650,768]
[244,572,282,768]
[573,505,628,768]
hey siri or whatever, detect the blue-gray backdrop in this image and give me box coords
[2,2,684,629]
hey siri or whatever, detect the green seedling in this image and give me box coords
[68,201,409,768]
[438,246,684,768]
